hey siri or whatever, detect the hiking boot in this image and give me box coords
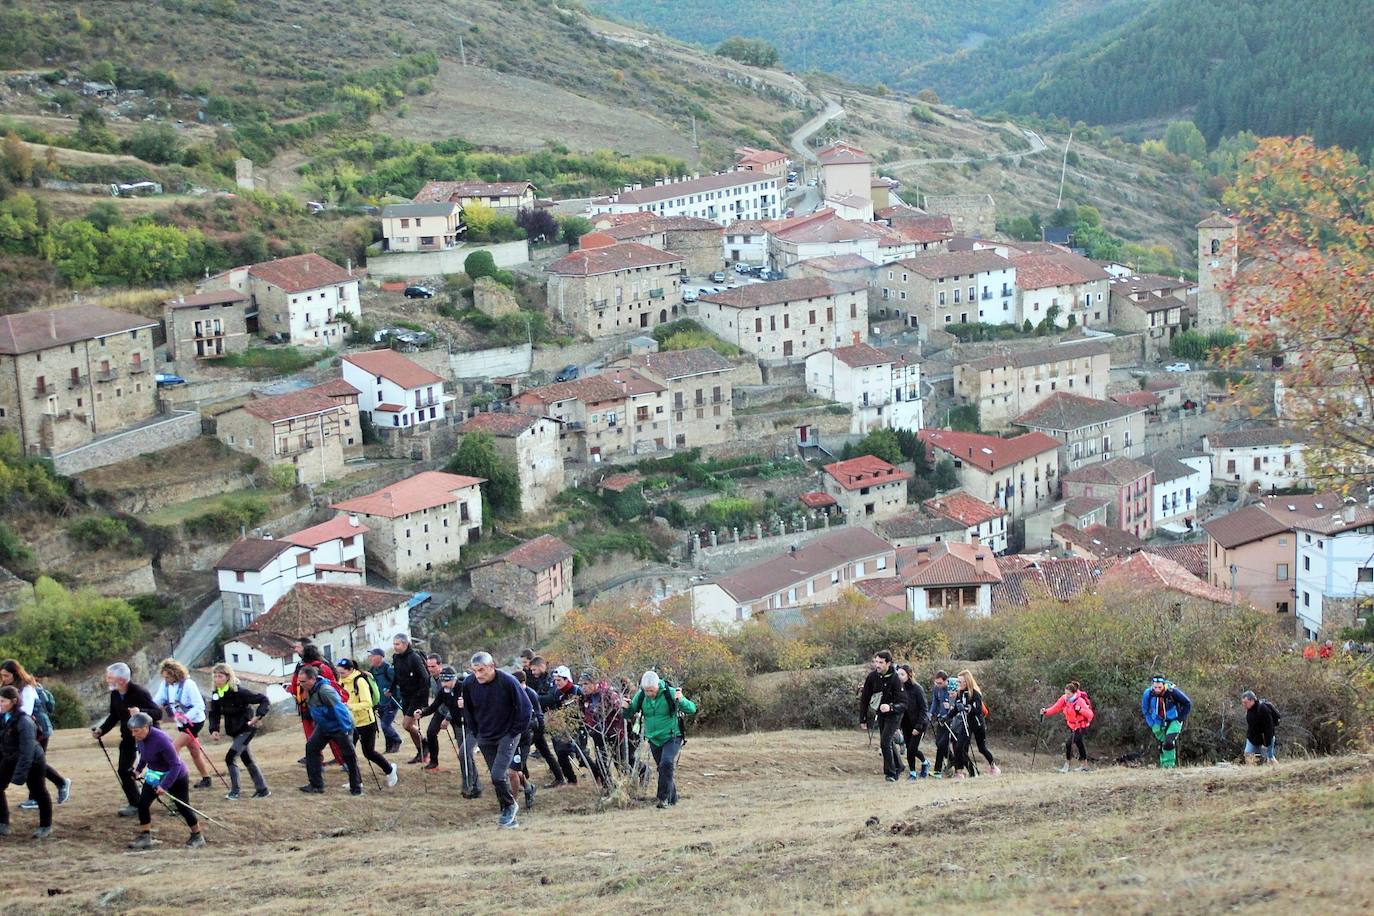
[19,799,37,810]
[424,761,440,771]
[545,777,566,789]
[32,826,51,840]
[498,803,519,829]
[298,785,325,794]
[1057,762,1072,774]
[386,767,399,788]
[58,779,72,805]
[185,831,206,849]
[385,743,403,755]
[225,790,241,800]
[350,787,364,797]
[117,804,138,817]
[252,788,272,799]
[989,765,1001,777]
[193,777,212,790]
[885,775,898,782]
[0,823,9,837]
[524,783,536,810]
[655,800,670,809]
[128,832,153,850]
[920,762,930,778]
[407,753,425,765]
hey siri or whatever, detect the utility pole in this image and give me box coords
[1229,563,1238,608]
[691,114,698,151]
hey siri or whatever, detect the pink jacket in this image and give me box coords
[1044,691,1094,730]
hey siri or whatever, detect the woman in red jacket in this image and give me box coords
[287,643,345,766]
[1041,680,1094,773]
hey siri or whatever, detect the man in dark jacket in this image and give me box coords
[91,662,163,816]
[298,666,361,796]
[857,650,905,781]
[391,634,430,764]
[1241,690,1280,765]
[461,651,532,829]
[526,656,562,784]
[368,648,402,753]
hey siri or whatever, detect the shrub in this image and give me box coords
[184,493,269,539]
[47,681,86,730]
[803,596,949,665]
[0,577,141,671]
[464,249,498,282]
[725,621,826,675]
[129,593,180,628]
[66,515,143,554]
[752,669,858,730]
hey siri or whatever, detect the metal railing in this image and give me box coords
[96,368,119,382]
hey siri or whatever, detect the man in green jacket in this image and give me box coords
[625,670,695,809]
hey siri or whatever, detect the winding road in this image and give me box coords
[885,123,1048,172]
[789,95,844,163]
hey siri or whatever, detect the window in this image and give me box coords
[1276,563,1288,581]
[237,593,252,609]
[1360,568,1374,583]
[1303,556,1310,571]
[876,555,888,570]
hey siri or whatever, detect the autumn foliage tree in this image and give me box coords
[1225,137,1374,491]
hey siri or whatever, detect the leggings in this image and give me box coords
[0,757,51,828]
[138,774,195,828]
[1066,727,1087,762]
[902,724,927,770]
[352,723,395,776]
[933,725,949,773]
[970,718,996,767]
[225,730,267,794]
[35,733,67,795]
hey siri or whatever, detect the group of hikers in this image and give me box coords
[857,653,1283,780]
[0,636,695,846]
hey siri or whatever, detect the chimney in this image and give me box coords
[1343,504,1358,522]
[974,553,985,575]
[263,532,274,541]
[915,546,931,568]
[348,514,359,528]
[970,534,981,549]
[49,312,56,340]
[346,258,353,276]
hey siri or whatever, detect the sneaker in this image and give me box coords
[350,787,364,797]
[498,802,519,829]
[907,771,918,781]
[225,790,241,800]
[117,804,138,817]
[386,767,399,788]
[185,832,206,849]
[1077,765,1090,773]
[920,762,930,778]
[953,772,967,780]
[931,772,943,779]
[297,756,307,766]
[524,783,536,810]
[989,765,1001,777]
[252,788,272,799]
[298,785,325,794]
[655,800,670,809]
[885,775,898,782]
[32,826,51,839]
[460,788,483,800]
[19,799,37,810]
[1058,762,1071,774]
[407,753,425,765]
[194,777,212,790]
[128,832,153,850]
[58,779,71,805]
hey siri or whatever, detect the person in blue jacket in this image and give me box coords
[1141,675,1192,769]
[297,666,362,796]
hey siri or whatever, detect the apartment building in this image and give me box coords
[923,491,1008,554]
[547,242,684,339]
[919,429,1061,520]
[163,290,250,363]
[609,347,736,449]
[1294,506,1374,640]
[878,249,1016,339]
[953,339,1112,431]
[1143,449,1211,531]
[1060,457,1155,539]
[455,412,563,514]
[379,201,463,252]
[1012,252,1111,328]
[1203,427,1311,491]
[696,277,869,364]
[1013,392,1146,474]
[589,171,782,226]
[804,342,922,434]
[340,349,452,432]
[822,454,911,522]
[816,141,874,202]
[509,369,670,463]
[769,209,894,273]
[0,305,159,457]
[201,253,361,347]
[331,471,485,579]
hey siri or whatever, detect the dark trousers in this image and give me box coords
[117,734,140,807]
[649,736,682,804]
[305,727,360,791]
[970,718,996,767]
[352,723,394,775]
[516,729,532,777]
[0,757,51,827]
[376,700,401,747]
[460,727,480,794]
[933,724,949,773]
[138,774,194,828]
[877,713,903,779]
[476,734,518,811]
[425,715,447,764]
[531,724,560,779]
[301,715,345,765]
[902,725,927,770]
[225,729,267,794]
[1066,727,1088,761]
[551,738,579,783]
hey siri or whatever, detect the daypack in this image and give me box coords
[37,685,55,718]
[1262,699,1281,723]
[1075,692,1095,725]
[663,680,690,745]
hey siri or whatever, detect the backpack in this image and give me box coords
[662,680,690,745]
[37,685,55,719]
[1075,692,1095,725]
[354,670,380,708]
[1262,699,1281,723]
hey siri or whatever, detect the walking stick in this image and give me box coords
[135,775,238,832]
[359,734,383,791]
[95,733,122,780]
[1030,714,1047,772]
[455,718,471,793]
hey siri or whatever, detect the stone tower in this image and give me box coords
[1196,212,1239,332]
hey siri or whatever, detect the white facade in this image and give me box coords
[1205,439,1308,490]
[907,582,992,620]
[776,235,883,272]
[724,226,769,267]
[1154,455,1212,530]
[1294,519,1374,640]
[804,348,922,435]
[216,542,314,631]
[1017,283,1109,328]
[223,602,411,678]
[591,172,781,226]
[341,359,453,431]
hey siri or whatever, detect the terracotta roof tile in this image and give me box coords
[712,528,894,603]
[615,347,734,380]
[1201,505,1291,549]
[342,349,445,390]
[824,342,895,369]
[1100,552,1234,604]
[215,537,296,572]
[896,249,1012,279]
[799,490,838,508]
[899,542,1002,586]
[823,455,910,491]
[247,253,356,294]
[817,141,873,165]
[700,276,866,309]
[991,556,1100,609]
[919,429,1060,474]
[964,339,1111,372]
[876,511,963,539]
[801,254,877,272]
[1143,543,1208,579]
[249,583,408,640]
[287,516,369,548]
[1062,457,1152,486]
[501,534,574,571]
[1111,390,1161,410]
[1015,392,1140,431]
[548,241,682,276]
[1063,496,1110,518]
[165,290,247,310]
[331,471,484,518]
[598,472,642,493]
[240,389,342,423]
[0,305,158,355]
[924,490,1006,527]
[457,412,542,436]
[769,210,889,244]
[308,378,361,398]
[512,375,626,407]
[1292,506,1374,536]
[1053,523,1145,558]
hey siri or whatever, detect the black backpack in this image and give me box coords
[662,680,690,745]
[1262,699,1281,723]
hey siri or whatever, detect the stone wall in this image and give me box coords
[452,343,532,380]
[51,410,202,476]
[473,277,520,318]
[690,516,855,573]
[922,193,997,238]
[367,240,531,278]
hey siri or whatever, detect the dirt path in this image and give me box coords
[790,95,844,164]
[886,122,1048,171]
[7,726,1369,913]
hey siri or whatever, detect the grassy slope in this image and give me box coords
[11,727,1371,913]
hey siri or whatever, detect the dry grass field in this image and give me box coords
[7,726,1371,914]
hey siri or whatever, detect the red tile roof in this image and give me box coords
[896,249,1012,279]
[331,471,484,518]
[247,253,356,294]
[817,141,873,165]
[457,412,542,436]
[919,429,1060,473]
[287,515,369,548]
[711,528,893,603]
[823,455,911,491]
[825,342,894,368]
[1143,543,1207,580]
[1062,457,1152,487]
[799,490,838,508]
[342,349,445,390]
[992,555,1100,608]
[1014,392,1140,431]
[308,378,361,398]
[1111,390,1161,410]
[735,147,788,168]
[548,242,683,276]
[900,542,1003,586]
[250,583,408,640]
[0,305,158,356]
[1291,505,1374,536]
[413,180,534,202]
[500,534,574,572]
[924,490,1006,527]
[1201,505,1291,549]
[1013,254,1091,290]
[700,276,866,309]
[512,375,626,407]
[600,367,665,396]
[801,254,877,273]
[215,537,297,572]
[1053,523,1145,558]
[240,389,342,423]
[1099,551,1235,604]
[614,347,734,380]
[165,290,247,310]
[770,211,888,244]
[598,472,642,493]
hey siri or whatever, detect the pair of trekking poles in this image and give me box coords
[94,734,237,832]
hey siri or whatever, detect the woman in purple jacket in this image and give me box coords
[128,712,203,849]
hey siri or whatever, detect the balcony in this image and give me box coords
[277,440,315,457]
[413,396,441,409]
[66,375,86,390]
[129,362,149,375]
[33,382,52,398]
[96,368,119,382]
[589,298,609,310]
[648,288,665,300]
[981,291,993,301]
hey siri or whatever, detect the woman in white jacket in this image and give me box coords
[153,658,214,789]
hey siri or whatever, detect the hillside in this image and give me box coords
[9,726,1372,912]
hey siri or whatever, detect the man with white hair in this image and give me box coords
[460,651,532,828]
[625,671,696,808]
[91,662,162,817]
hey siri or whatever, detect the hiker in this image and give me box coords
[578,673,625,786]
[1318,640,1335,660]
[1,659,71,808]
[1041,680,1094,773]
[526,656,563,784]
[1240,690,1280,765]
[626,671,696,808]
[895,664,929,779]
[542,666,583,786]
[288,643,345,767]
[1141,675,1192,769]
[206,662,271,800]
[460,652,532,829]
[518,649,535,674]
[367,648,403,754]
[391,634,430,764]
[338,659,398,789]
[127,712,203,849]
[419,654,449,771]
[414,666,464,779]
[0,685,52,839]
[953,670,1000,776]
[927,671,954,777]
[92,662,162,817]
[153,659,214,789]
[512,669,542,810]
[297,666,362,796]
[943,695,977,779]
[858,650,905,782]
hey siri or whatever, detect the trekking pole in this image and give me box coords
[1030,714,1047,772]
[95,734,122,780]
[360,734,383,791]
[135,775,238,832]
[178,714,231,791]
[456,717,471,793]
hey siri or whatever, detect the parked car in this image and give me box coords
[404,285,435,299]
[265,332,288,344]
[786,182,797,191]
[733,263,752,274]
[807,178,817,187]
[710,271,726,283]
[1164,362,1192,373]
[305,201,326,214]
[154,372,187,387]
[555,364,580,382]
[682,288,699,303]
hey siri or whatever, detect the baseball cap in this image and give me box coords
[369,648,386,658]
[552,665,572,681]
[337,658,354,669]
[439,666,459,680]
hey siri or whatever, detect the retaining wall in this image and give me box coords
[367,240,531,277]
[52,410,203,476]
